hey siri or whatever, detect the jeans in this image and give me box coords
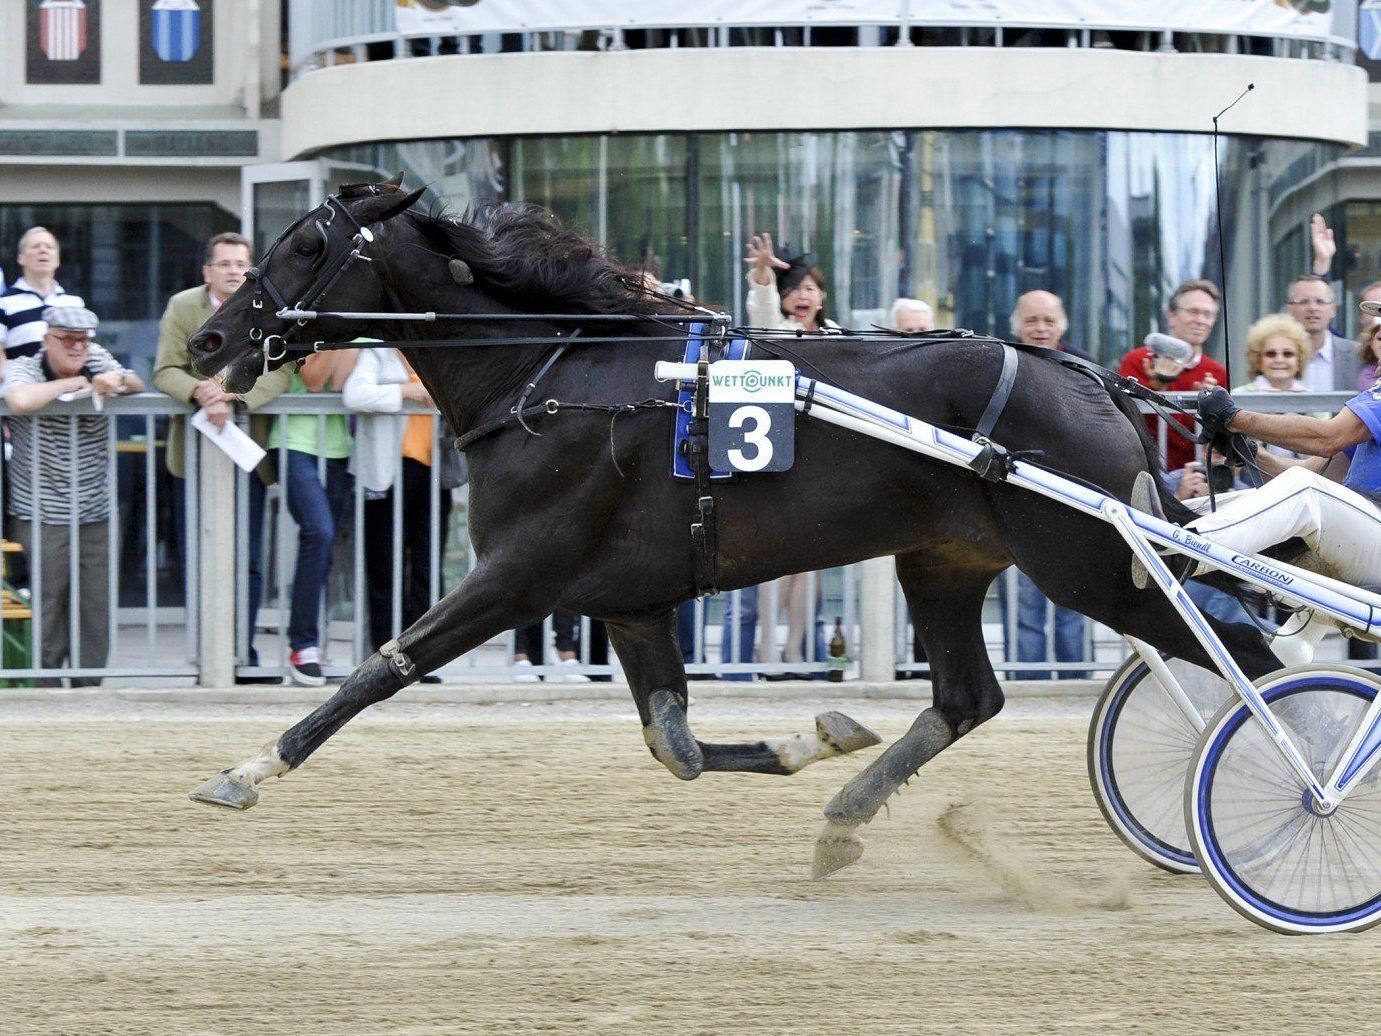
[676,599,699,664]
[362,458,451,652]
[1001,570,1087,679]
[719,586,757,681]
[284,450,351,652]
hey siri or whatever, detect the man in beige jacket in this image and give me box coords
[153,231,294,682]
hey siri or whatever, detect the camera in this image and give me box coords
[660,278,691,299]
[1208,462,1234,494]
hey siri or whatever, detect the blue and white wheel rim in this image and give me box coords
[1193,673,1381,931]
[1093,657,1228,872]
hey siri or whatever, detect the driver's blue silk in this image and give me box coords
[1344,383,1381,501]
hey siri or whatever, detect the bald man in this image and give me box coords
[1010,290,1093,361]
[1002,289,1090,676]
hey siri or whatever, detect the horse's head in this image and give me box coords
[188,173,424,393]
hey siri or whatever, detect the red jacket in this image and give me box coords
[1117,347,1227,472]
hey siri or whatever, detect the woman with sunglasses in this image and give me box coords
[1234,314,1315,461]
[1236,313,1314,394]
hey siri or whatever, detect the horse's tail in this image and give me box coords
[1104,382,1199,526]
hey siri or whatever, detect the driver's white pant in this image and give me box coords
[1186,466,1381,588]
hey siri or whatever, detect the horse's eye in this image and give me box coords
[295,243,319,258]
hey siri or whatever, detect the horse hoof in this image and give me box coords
[188,770,259,810]
[815,711,882,754]
[812,820,865,879]
[644,689,704,781]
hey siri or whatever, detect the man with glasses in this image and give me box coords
[1118,279,1228,472]
[1,307,143,686]
[153,232,293,684]
[1283,273,1360,393]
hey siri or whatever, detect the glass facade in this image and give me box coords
[323,130,1339,365]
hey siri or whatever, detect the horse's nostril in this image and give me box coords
[191,330,223,354]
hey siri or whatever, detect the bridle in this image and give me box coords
[244,192,380,367]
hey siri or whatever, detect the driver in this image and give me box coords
[1193,380,1381,591]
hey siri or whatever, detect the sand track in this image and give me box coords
[4,694,1380,1034]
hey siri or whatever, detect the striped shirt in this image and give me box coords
[1,278,85,359]
[1,344,128,524]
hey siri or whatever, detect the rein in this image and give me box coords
[248,188,1241,491]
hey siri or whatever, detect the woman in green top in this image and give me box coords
[272,350,355,685]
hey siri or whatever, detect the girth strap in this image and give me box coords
[974,343,1019,440]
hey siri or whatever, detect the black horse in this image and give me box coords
[185,176,1281,877]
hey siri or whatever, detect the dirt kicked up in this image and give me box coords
[5,691,1381,1035]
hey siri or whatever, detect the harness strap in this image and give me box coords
[974,343,1019,440]
[454,398,679,453]
[688,348,719,597]
[514,339,572,438]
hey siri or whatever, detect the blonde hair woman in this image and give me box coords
[1237,314,1313,393]
[1236,314,1314,460]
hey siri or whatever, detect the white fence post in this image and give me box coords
[859,555,896,682]
[198,440,237,686]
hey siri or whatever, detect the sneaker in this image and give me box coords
[559,658,592,683]
[512,659,541,683]
[288,646,325,687]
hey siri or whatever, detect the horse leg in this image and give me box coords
[188,565,553,809]
[813,556,1004,878]
[606,610,881,781]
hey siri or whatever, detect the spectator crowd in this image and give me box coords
[1,208,1376,686]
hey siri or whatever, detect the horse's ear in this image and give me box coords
[350,186,425,226]
[382,170,405,189]
[448,259,474,286]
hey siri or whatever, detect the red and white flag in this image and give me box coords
[38,0,89,62]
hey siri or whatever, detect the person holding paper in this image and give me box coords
[153,232,293,683]
[1,306,142,685]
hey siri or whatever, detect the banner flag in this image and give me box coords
[27,0,101,84]
[151,0,202,63]
[140,0,214,84]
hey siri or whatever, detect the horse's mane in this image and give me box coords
[410,203,659,318]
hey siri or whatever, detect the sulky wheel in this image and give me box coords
[1186,665,1381,934]
[1088,652,1231,873]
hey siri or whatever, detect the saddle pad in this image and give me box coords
[672,323,752,480]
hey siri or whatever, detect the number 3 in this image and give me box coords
[728,405,773,471]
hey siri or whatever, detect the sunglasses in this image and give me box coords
[1262,349,1298,358]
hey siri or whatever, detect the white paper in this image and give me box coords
[56,386,102,410]
[191,408,267,473]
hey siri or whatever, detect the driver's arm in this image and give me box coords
[1250,448,1330,478]
[1230,407,1371,458]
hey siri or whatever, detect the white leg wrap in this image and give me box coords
[231,741,291,786]
[769,732,837,774]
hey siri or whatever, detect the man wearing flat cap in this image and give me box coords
[1,306,143,685]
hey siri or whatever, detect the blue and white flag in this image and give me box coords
[1362,1,1381,60]
[150,0,200,63]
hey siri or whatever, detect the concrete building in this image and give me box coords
[0,2,1374,363]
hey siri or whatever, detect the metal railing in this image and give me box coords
[0,388,1368,687]
[286,0,1352,81]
